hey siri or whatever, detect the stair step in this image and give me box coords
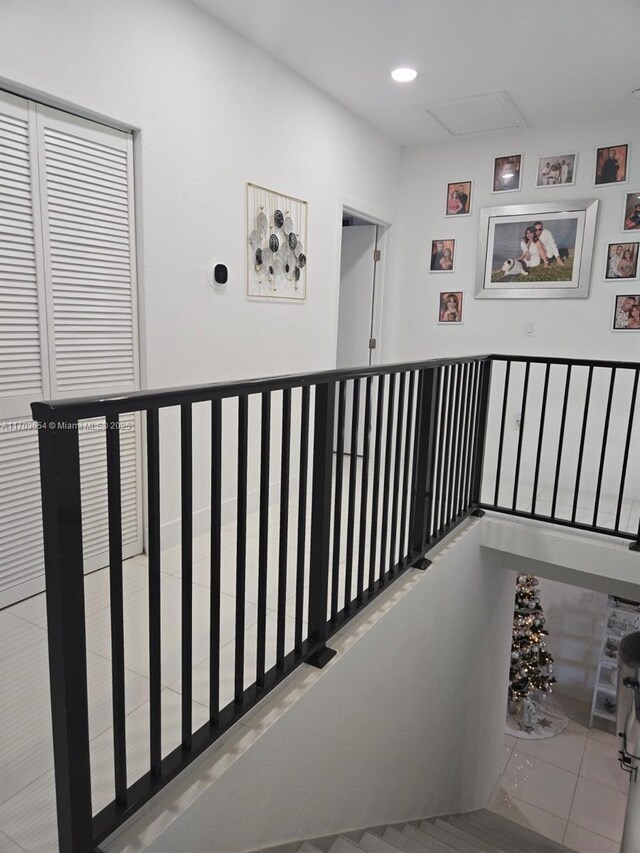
[412,821,480,852]
[383,826,446,852]
[463,811,570,852]
[359,830,410,853]
[433,819,503,852]
[403,824,460,851]
[450,814,538,852]
[330,838,365,853]
[297,845,325,853]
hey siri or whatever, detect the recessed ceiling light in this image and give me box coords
[391,67,418,83]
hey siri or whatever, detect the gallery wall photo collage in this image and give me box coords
[430,143,639,332]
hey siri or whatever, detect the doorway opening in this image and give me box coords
[336,208,388,371]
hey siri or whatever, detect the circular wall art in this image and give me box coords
[247,183,308,301]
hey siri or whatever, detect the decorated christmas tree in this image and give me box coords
[509,575,556,701]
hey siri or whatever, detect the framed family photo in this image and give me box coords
[535,153,576,188]
[493,154,522,193]
[623,191,640,231]
[446,181,472,216]
[612,294,640,331]
[605,242,639,280]
[475,199,599,300]
[595,144,629,186]
[429,239,456,272]
[438,291,463,324]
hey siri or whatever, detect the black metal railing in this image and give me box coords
[479,355,640,546]
[30,353,639,853]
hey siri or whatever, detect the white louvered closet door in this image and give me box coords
[35,105,143,580]
[0,94,142,608]
[0,92,49,607]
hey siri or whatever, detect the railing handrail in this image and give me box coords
[31,355,491,420]
[30,353,640,422]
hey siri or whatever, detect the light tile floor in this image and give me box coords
[492,720,628,852]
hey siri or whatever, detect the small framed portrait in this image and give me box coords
[492,154,522,193]
[446,181,472,216]
[612,294,640,331]
[623,191,640,231]
[438,291,463,324]
[535,153,577,188]
[595,144,629,186]
[429,239,456,272]
[605,242,639,280]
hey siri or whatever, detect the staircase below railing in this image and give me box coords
[30,353,639,853]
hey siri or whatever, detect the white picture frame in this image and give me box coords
[594,143,630,187]
[535,153,577,188]
[612,293,640,331]
[492,154,523,194]
[429,239,456,273]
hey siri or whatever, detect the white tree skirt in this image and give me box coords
[506,695,569,740]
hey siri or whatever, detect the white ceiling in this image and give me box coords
[193,0,640,146]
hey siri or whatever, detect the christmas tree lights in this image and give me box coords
[509,574,556,700]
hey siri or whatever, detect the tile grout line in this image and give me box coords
[561,732,588,846]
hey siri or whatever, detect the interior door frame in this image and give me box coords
[334,196,393,368]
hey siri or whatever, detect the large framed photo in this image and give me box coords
[623,191,640,231]
[492,154,522,193]
[535,153,576,187]
[475,199,599,300]
[612,294,640,331]
[429,239,456,272]
[605,242,639,280]
[594,144,629,186]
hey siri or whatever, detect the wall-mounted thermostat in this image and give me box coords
[207,258,229,291]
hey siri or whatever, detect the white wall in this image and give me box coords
[387,119,640,363]
[537,578,607,712]
[106,522,514,853]
[0,0,401,534]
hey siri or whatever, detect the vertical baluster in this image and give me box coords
[234,396,248,705]
[460,362,477,511]
[550,365,572,518]
[572,366,593,524]
[470,359,492,510]
[379,373,396,582]
[434,366,451,535]
[389,372,406,571]
[494,361,511,506]
[466,362,482,509]
[368,374,385,590]
[593,368,617,527]
[277,389,291,668]
[146,408,162,777]
[615,369,639,531]
[409,367,439,559]
[256,392,270,685]
[356,377,372,602]
[330,381,346,622]
[307,382,336,667]
[399,371,416,561]
[36,416,94,853]
[531,364,551,516]
[106,416,127,804]
[344,378,360,610]
[454,363,471,518]
[295,386,310,651]
[512,361,531,511]
[180,404,193,749]
[209,399,222,723]
[445,364,463,526]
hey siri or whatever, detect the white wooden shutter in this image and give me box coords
[35,105,142,570]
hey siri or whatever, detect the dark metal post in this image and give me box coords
[306,382,337,668]
[470,359,492,515]
[36,416,94,853]
[409,367,438,568]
